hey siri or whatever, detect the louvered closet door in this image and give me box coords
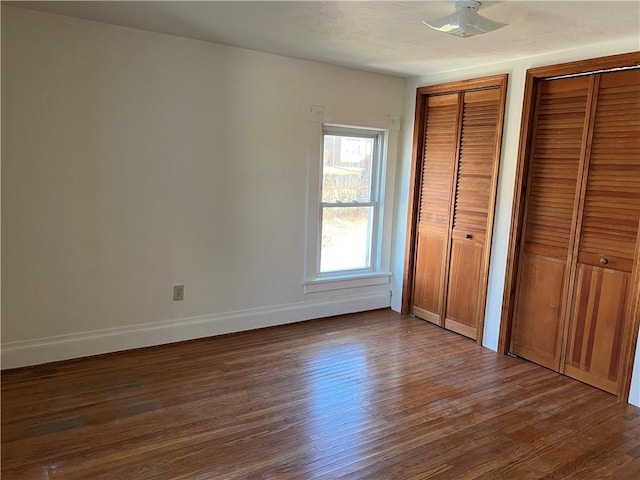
[444,89,502,340]
[510,77,590,370]
[564,69,640,394]
[412,94,459,325]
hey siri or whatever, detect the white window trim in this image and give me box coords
[304,105,401,294]
[304,272,392,294]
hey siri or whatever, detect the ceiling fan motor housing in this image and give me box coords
[456,1,481,12]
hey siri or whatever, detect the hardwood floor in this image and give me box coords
[2,309,639,479]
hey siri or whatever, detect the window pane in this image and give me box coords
[321,206,374,272]
[322,135,374,203]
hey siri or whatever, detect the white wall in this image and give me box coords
[1,6,404,367]
[390,37,640,405]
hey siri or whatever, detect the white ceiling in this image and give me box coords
[6,1,640,77]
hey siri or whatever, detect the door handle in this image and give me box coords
[599,257,609,266]
[465,233,473,239]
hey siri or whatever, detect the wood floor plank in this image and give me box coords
[2,309,639,479]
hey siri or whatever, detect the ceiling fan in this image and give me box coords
[423,1,506,38]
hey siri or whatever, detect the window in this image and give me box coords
[320,128,382,274]
[304,105,400,294]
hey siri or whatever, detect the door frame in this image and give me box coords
[401,74,508,345]
[497,51,640,402]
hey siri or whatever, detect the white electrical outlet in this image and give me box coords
[173,284,184,301]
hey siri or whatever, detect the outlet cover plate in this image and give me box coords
[173,285,184,301]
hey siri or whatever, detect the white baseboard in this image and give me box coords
[1,292,391,369]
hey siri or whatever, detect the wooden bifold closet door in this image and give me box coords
[406,75,508,342]
[509,64,640,396]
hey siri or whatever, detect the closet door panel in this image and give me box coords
[577,69,640,273]
[511,76,590,365]
[563,69,640,392]
[521,77,589,260]
[450,89,500,239]
[412,94,459,325]
[510,253,566,370]
[444,89,501,340]
[444,238,483,339]
[564,265,630,394]
[412,226,446,324]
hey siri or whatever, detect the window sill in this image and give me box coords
[304,272,392,294]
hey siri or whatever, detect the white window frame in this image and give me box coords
[304,105,401,294]
[319,126,382,275]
